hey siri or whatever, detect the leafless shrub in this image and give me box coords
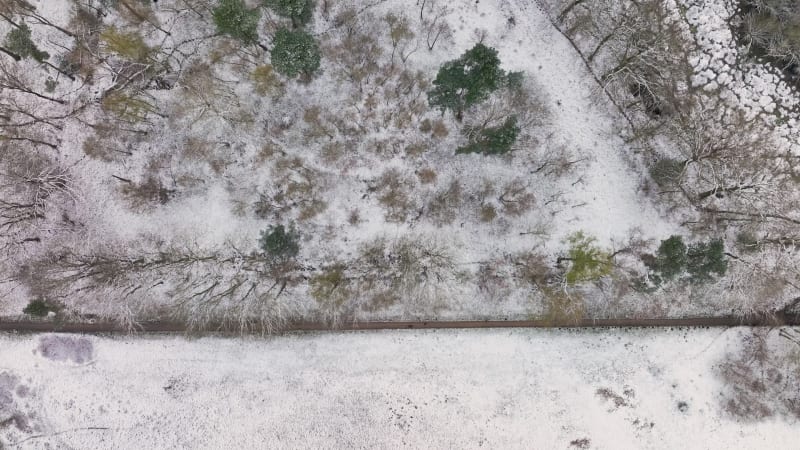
[531,144,583,179]
[255,142,282,166]
[0,149,76,245]
[325,12,384,91]
[425,180,463,226]
[718,329,800,421]
[119,176,175,209]
[302,105,335,142]
[570,438,591,449]
[374,168,417,222]
[64,6,103,79]
[541,288,585,325]
[353,236,457,313]
[82,136,116,162]
[385,12,418,66]
[515,250,557,289]
[405,140,428,156]
[37,335,94,364]
[478,204,497,222]
[309,263,354,325]
[17,246,298,333]
[498,179,535,217]
[362,289,401,312]
[476,258,515,302]
[417,168,437,184]
[431,119,449,138]
[595,387,631,409]
[255,156,328,221]
[170,60,238,126]
[347,209,360,225]
[420,0,453,51]
[251,64,284,97]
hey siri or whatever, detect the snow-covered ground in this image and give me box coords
[0,0,686,322]
[1,0,796,323]
[0,328,795,448]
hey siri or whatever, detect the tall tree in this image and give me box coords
[270,28,320,78]
[427,43,506,121]
[213,0,261,45]
[264,0,313,28]
[259,225,300,262]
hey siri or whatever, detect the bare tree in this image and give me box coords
[18,245,302,333]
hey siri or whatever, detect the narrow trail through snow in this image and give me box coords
[501,0,678,244]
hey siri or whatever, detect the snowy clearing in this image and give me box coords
[0,328,796,449]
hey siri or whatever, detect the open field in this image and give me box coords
[1,327,798,449]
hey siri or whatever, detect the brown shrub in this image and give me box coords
[431,119,449,138]
[498,179,535,217]
[347,209,360,225]
[479,204,497,222]
[426,180,463,226]
[321,141,346,164]
[119,176,174,209]
[405,141,427,156]
[417,168,437,184]
[375,169,416,222]
[718,329,800,421]
[419,118,433,133]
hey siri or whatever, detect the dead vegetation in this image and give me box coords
[718,328,800,421]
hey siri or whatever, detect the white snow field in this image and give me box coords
[0,328,795,449]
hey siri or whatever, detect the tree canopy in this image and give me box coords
[428,43,506,121]
[5,23,50,62]
[259,225,300,262]
[564,232,613,284]
[654,235,687,281]
[264,0,313,28]
[687,239,727,282]
[270,28,321,77]
[213,0,261,45]
[456,116,520,155]
[645,235,727,285]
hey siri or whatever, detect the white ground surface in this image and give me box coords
[0,328,794,449]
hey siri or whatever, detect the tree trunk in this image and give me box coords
[0,46,21,61]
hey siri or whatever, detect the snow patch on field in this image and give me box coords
[0,328,795,449]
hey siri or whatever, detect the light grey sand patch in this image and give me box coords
[37,335,94,364]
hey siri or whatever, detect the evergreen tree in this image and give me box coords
[653,235,687,281]
[428,43,506,121]
[259,225,300,261]
[213,0,261,45]
[505,71,525,90]
[645,235,727,286]
[456,116,519,155]
[5,23,50,62]
[687,239,727,283]
[270,28,320,77]
[264,0,313,28]
[23,299,54,317]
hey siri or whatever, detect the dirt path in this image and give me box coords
[0,314,796,334]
